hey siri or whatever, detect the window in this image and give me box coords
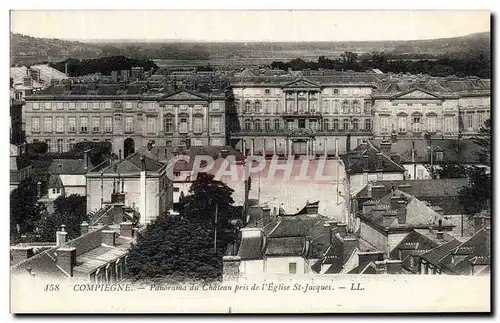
[417,168,424,179]
[435,151,444,162]
[80,117,88,132]
[380,116,390,133]
[63,102,69,110]
[33,102,40,110]
[87,102,92,110]
[31,117,40,132]
[342,100,350,114]
[287,120,294,130]
[333,119,339,131]
[466,114,474,131]
[44,102,51,110]
[412,117,421,133]
[263,100,270,114]
[147,117,156,133]
[398,116,407,133]
[264,119,271,130]
[310,120,318,131]
[244,101,251,113]
[69,102,76,110]
[352,101,360,114]
[52,188,56,194]
[343,119,349,130]
[323,119,330,130]
[193,117,203,134]
[165,118,174,133]
[57,102,63,110]
[289,262,297,274]
[56,117,64,133]
[254,101,261,113]
[92,102,99,110]
[274,119,280,130]
[125,116,134,133]
[364,100,372,114]
[99,102,105,110]
[477,113,485,129]
[244,119,251,130]
[274,100,280,114]
[427,116,437,133]
[444,116,453,133]
[352,119,359,131]
[44,117,53,133]
[333,100,339,114]
[333,89,339,94]
[105,102,112,110]
[298,119,306,129]
[211,117,221,134]
[265,89,270,95]
[179,118,188,134]
[104,117,112,133]
[57,139,63,152]
[364,119,372,131]
[254,119,261,130]
[92,117,100,132]
[166,140,172,147]
[125,102,133,110]
[45,139,52,152]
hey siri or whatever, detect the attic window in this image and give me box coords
[264,89,270,95]
[333,89,339,94]
[435,151,444,162]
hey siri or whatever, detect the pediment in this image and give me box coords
[283,78,320,89]
[162,91,206,101]
[393,88,441,100]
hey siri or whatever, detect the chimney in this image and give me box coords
[390,195,401,210]
[222,256,241,282]
[362,155,369,171]
[56,225,67,246]
[119,149,122,160]
[323,223,332,245]
[397,201,407,224]
[436,230,444,241]
[305,202,319,214]
[366,183,373,198]
[262,207,271,225]
[11,246,35,264]
[371,185,386,199]
[386,259,403,274]
[343,237,358,263]
[373,260,387,274]
[101,230,116,246]
[358,251,385,271]
[120,221,133,238]
[362,200,376,214]
[80,221,89,236]
[337,223,347,238]
[380,140,392,155]
[376,153,383,170]
[83,149,91,171]
[56,247,76,277]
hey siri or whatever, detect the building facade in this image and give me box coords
[23,89,226,157]
[227,75,376,157]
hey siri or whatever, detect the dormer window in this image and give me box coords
[435,151,444,162]
[333,89,339,94]
[264,89,270,95]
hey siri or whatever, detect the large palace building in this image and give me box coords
[23,84,226,157]
[23,71,490,158]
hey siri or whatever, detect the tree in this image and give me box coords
[10,178,44,243]
[125,216,224,282]
[474,118,491,166]
[27,194,88,242]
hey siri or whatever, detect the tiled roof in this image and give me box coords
[237,235,263,260]
[267,214,327,237]
[48,174,63,189]
[264,236,305,256]
[419,239,462,266]
[371,139,485,164]
[100,153,165,174]
[50,159,91,175]
[342,140,406,175]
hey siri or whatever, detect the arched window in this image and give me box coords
[364,119,372,131]
[352,118,359,130]
[254,119,261,130]
[244,119,252,130]
[244,101,251,113]
[352,100,360,114]
[274,119,280,130]
[333,119,339,130]
[323,119,330,130]
[264,119,271,130]
[254,101,261,113]
[364,100,372,114]
[342,100,350,114]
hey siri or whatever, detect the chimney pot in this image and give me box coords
[101,230,116,246]
[56,229,68,246]
[80,222,89,236]
[120,222,133,238]
[56,247,76,277]
[337,223,347,238]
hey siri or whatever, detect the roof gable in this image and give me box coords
[283,78,320,88]
[162,90,206,101]
[393,88,442,100]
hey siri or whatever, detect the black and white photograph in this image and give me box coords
[8,9,491,313]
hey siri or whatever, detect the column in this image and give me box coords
[306,92,310,112]
[295,92,298,113]
[174,111,178,132]
[282,91,287,113]
[273,139,277,156]
[318,91,323,114]
[242,139,246,156]
[324,138,327,156]
[250,139,254,155]
[306,140,310,158]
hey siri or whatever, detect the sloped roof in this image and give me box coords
[50,159,91,175]
[101,153,165,174]
[342,140,406,175]
[419,239,462,266]
[237,235,263,260]
[264,236,305,256]
[48,174,63,189]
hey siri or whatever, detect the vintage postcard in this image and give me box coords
[9,9,491,313]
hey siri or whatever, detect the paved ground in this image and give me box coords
[222,159,348,222]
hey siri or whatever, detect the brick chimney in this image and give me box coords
[80,221,89,236]
[120,221,133,238]
[323,223,332,245]
[343,237,358,263]
[11,246,34,264]
[358,251,385,271]
[376,153,383,170]
[222,256,241,282]
[371,185,386,199]
[56,247,76,277]
[397,200,407,224]
[380,140,392,155]
[390,195,401,210]
[373,260,387,274]
[56,225,68,246]
[386,259,403,274]
[101,230,116,246]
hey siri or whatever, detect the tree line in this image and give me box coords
[270,52,491,78]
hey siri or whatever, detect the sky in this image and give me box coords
[10,10,490,42]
